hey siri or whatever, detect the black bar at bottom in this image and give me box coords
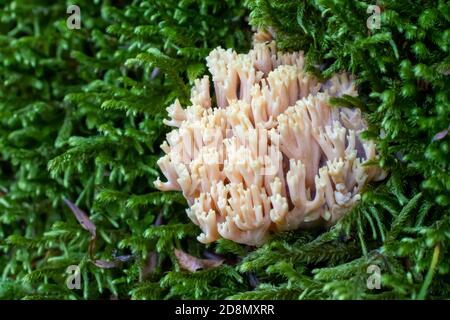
[0,299,442,319]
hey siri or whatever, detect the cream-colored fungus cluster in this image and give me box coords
[154,38,386,246]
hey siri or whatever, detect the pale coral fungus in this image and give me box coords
[154,37,386,246]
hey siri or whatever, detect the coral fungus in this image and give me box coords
[155,37,386,246]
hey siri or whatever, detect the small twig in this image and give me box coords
[418,243,440,300]
[139,212,163,280]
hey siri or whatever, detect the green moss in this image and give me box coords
[1,0,449,300]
